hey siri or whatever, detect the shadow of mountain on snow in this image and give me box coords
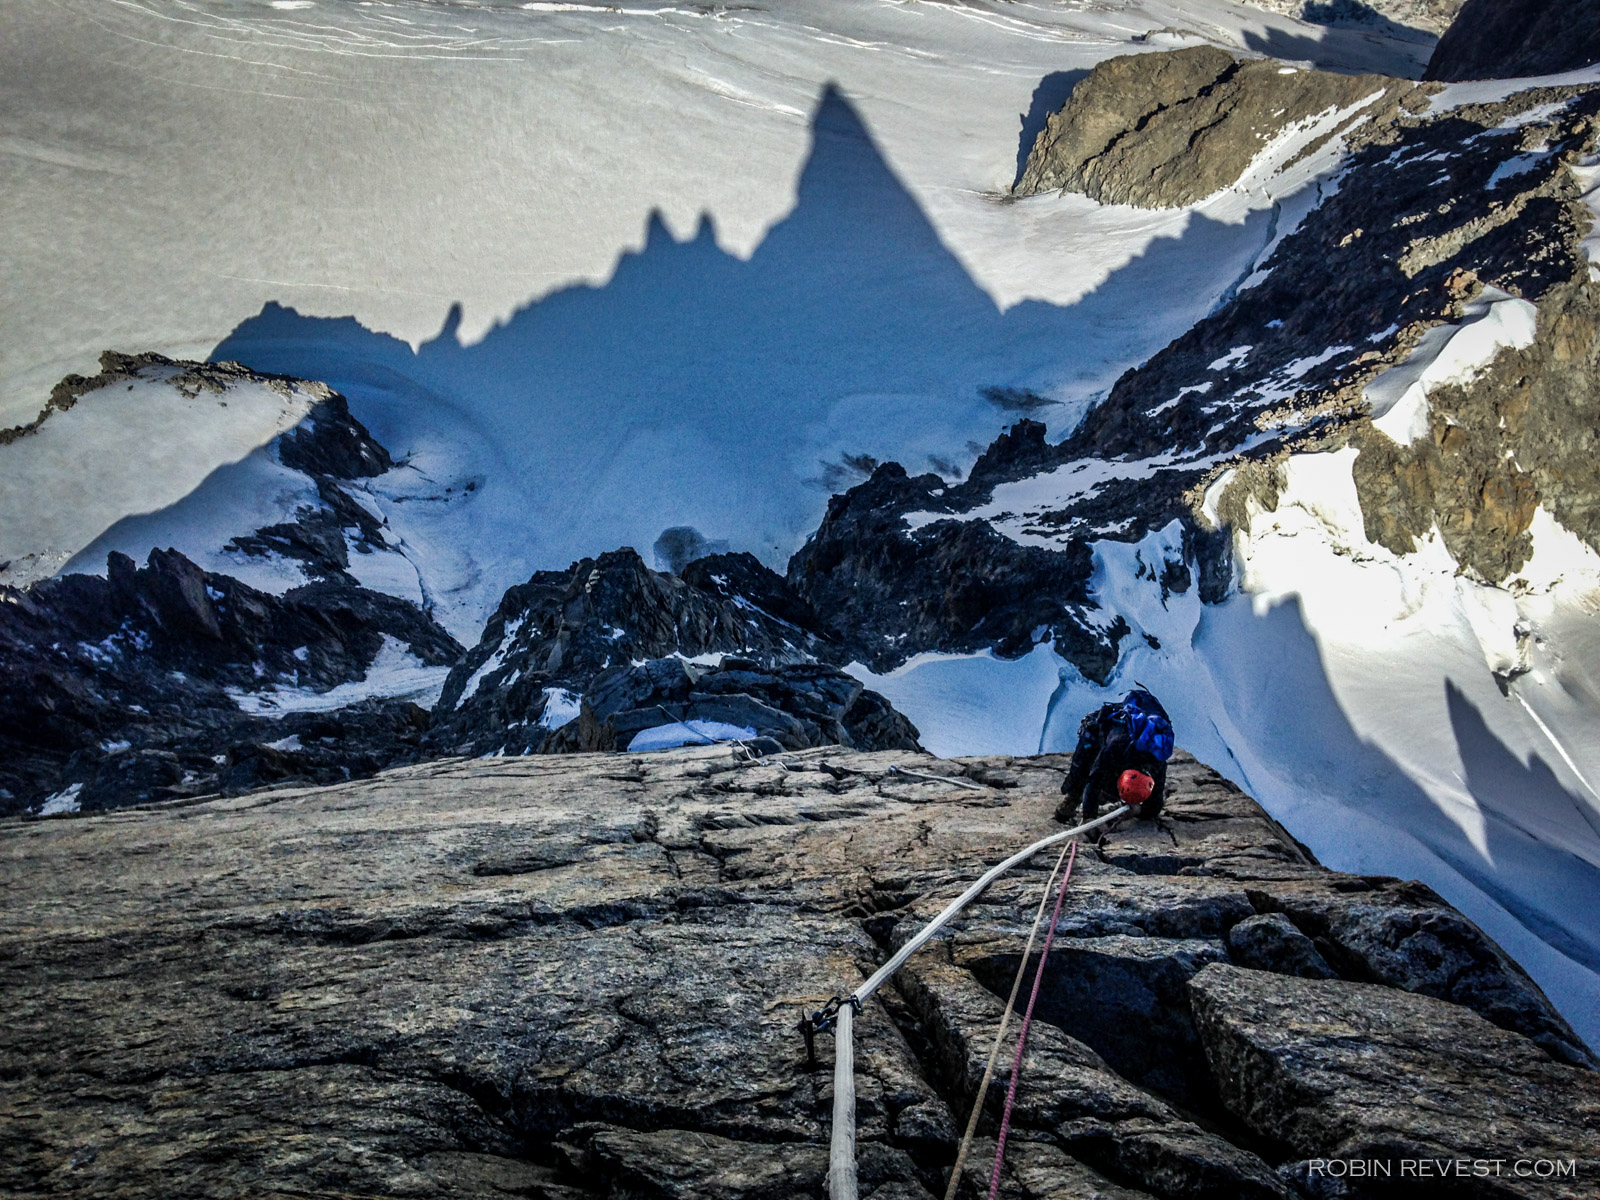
[203,84,1268,595]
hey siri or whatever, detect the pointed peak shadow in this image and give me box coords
[206,80,1272,599]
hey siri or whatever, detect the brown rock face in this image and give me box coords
[1351,278,1600,578]
[1013,48,1418,209]
[2,748,1591,1198]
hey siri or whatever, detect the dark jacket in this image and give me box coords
[1056,696,1169,822]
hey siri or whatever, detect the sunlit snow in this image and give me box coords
[229,635,450,716]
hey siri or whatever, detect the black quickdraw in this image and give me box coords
[798,993,859,1070]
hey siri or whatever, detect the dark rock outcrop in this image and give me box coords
[427,548,852,755]
[1014,47,1421,208]
[223,385,402,587]
[786,449,1125,681]
[0,546,461,814]
[1425,0,1600,82]
[6,747,1588,1198]
[540,656,922,754]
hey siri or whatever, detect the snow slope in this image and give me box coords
[0,366,317,586]
[6,0,1423,632]
[0,0,1434,427]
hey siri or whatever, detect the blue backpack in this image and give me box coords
[1120,690,1174,761]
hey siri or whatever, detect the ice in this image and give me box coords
[36,783,83,816]
[229,635,450,716]
[538,687,582,730]
[628,720,756,752]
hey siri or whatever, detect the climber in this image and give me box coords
[1054,688,1174,824]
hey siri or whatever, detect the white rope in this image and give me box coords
[824,804,1131,1200]
[887,764,986,791]
[851,805,1130,1007]
[941,840,1073,1200]
[827,1002,858,1200]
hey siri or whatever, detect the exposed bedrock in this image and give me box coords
[785,442,1127,681]
[0,546,461,814]
[426,546,918,757]
[1013,46,1422,208]
[1191,965,1600,1198]
[1351,276,1600,578]
[7,748,1589,1198]
[1425,0,1600,82]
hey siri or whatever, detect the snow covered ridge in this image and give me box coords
[0,348,463,639]
[0,353,326,588]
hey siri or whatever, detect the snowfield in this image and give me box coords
[0,368,317,587]
[4,0,1599,1050]
[5,0,1428,631]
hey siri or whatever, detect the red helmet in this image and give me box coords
[1118,769,1155,806]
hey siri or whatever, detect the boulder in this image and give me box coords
[1014,48,1420,208]
[1227,913,1338,978]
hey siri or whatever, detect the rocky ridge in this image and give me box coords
[1013,47,1424,208]
[793,65,1600,684]
[426,547,919,756]
[0,351,310,448]
[0,546,462,815]
[3,747,1593,1198]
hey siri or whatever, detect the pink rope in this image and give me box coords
[986,839,1078,1200]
